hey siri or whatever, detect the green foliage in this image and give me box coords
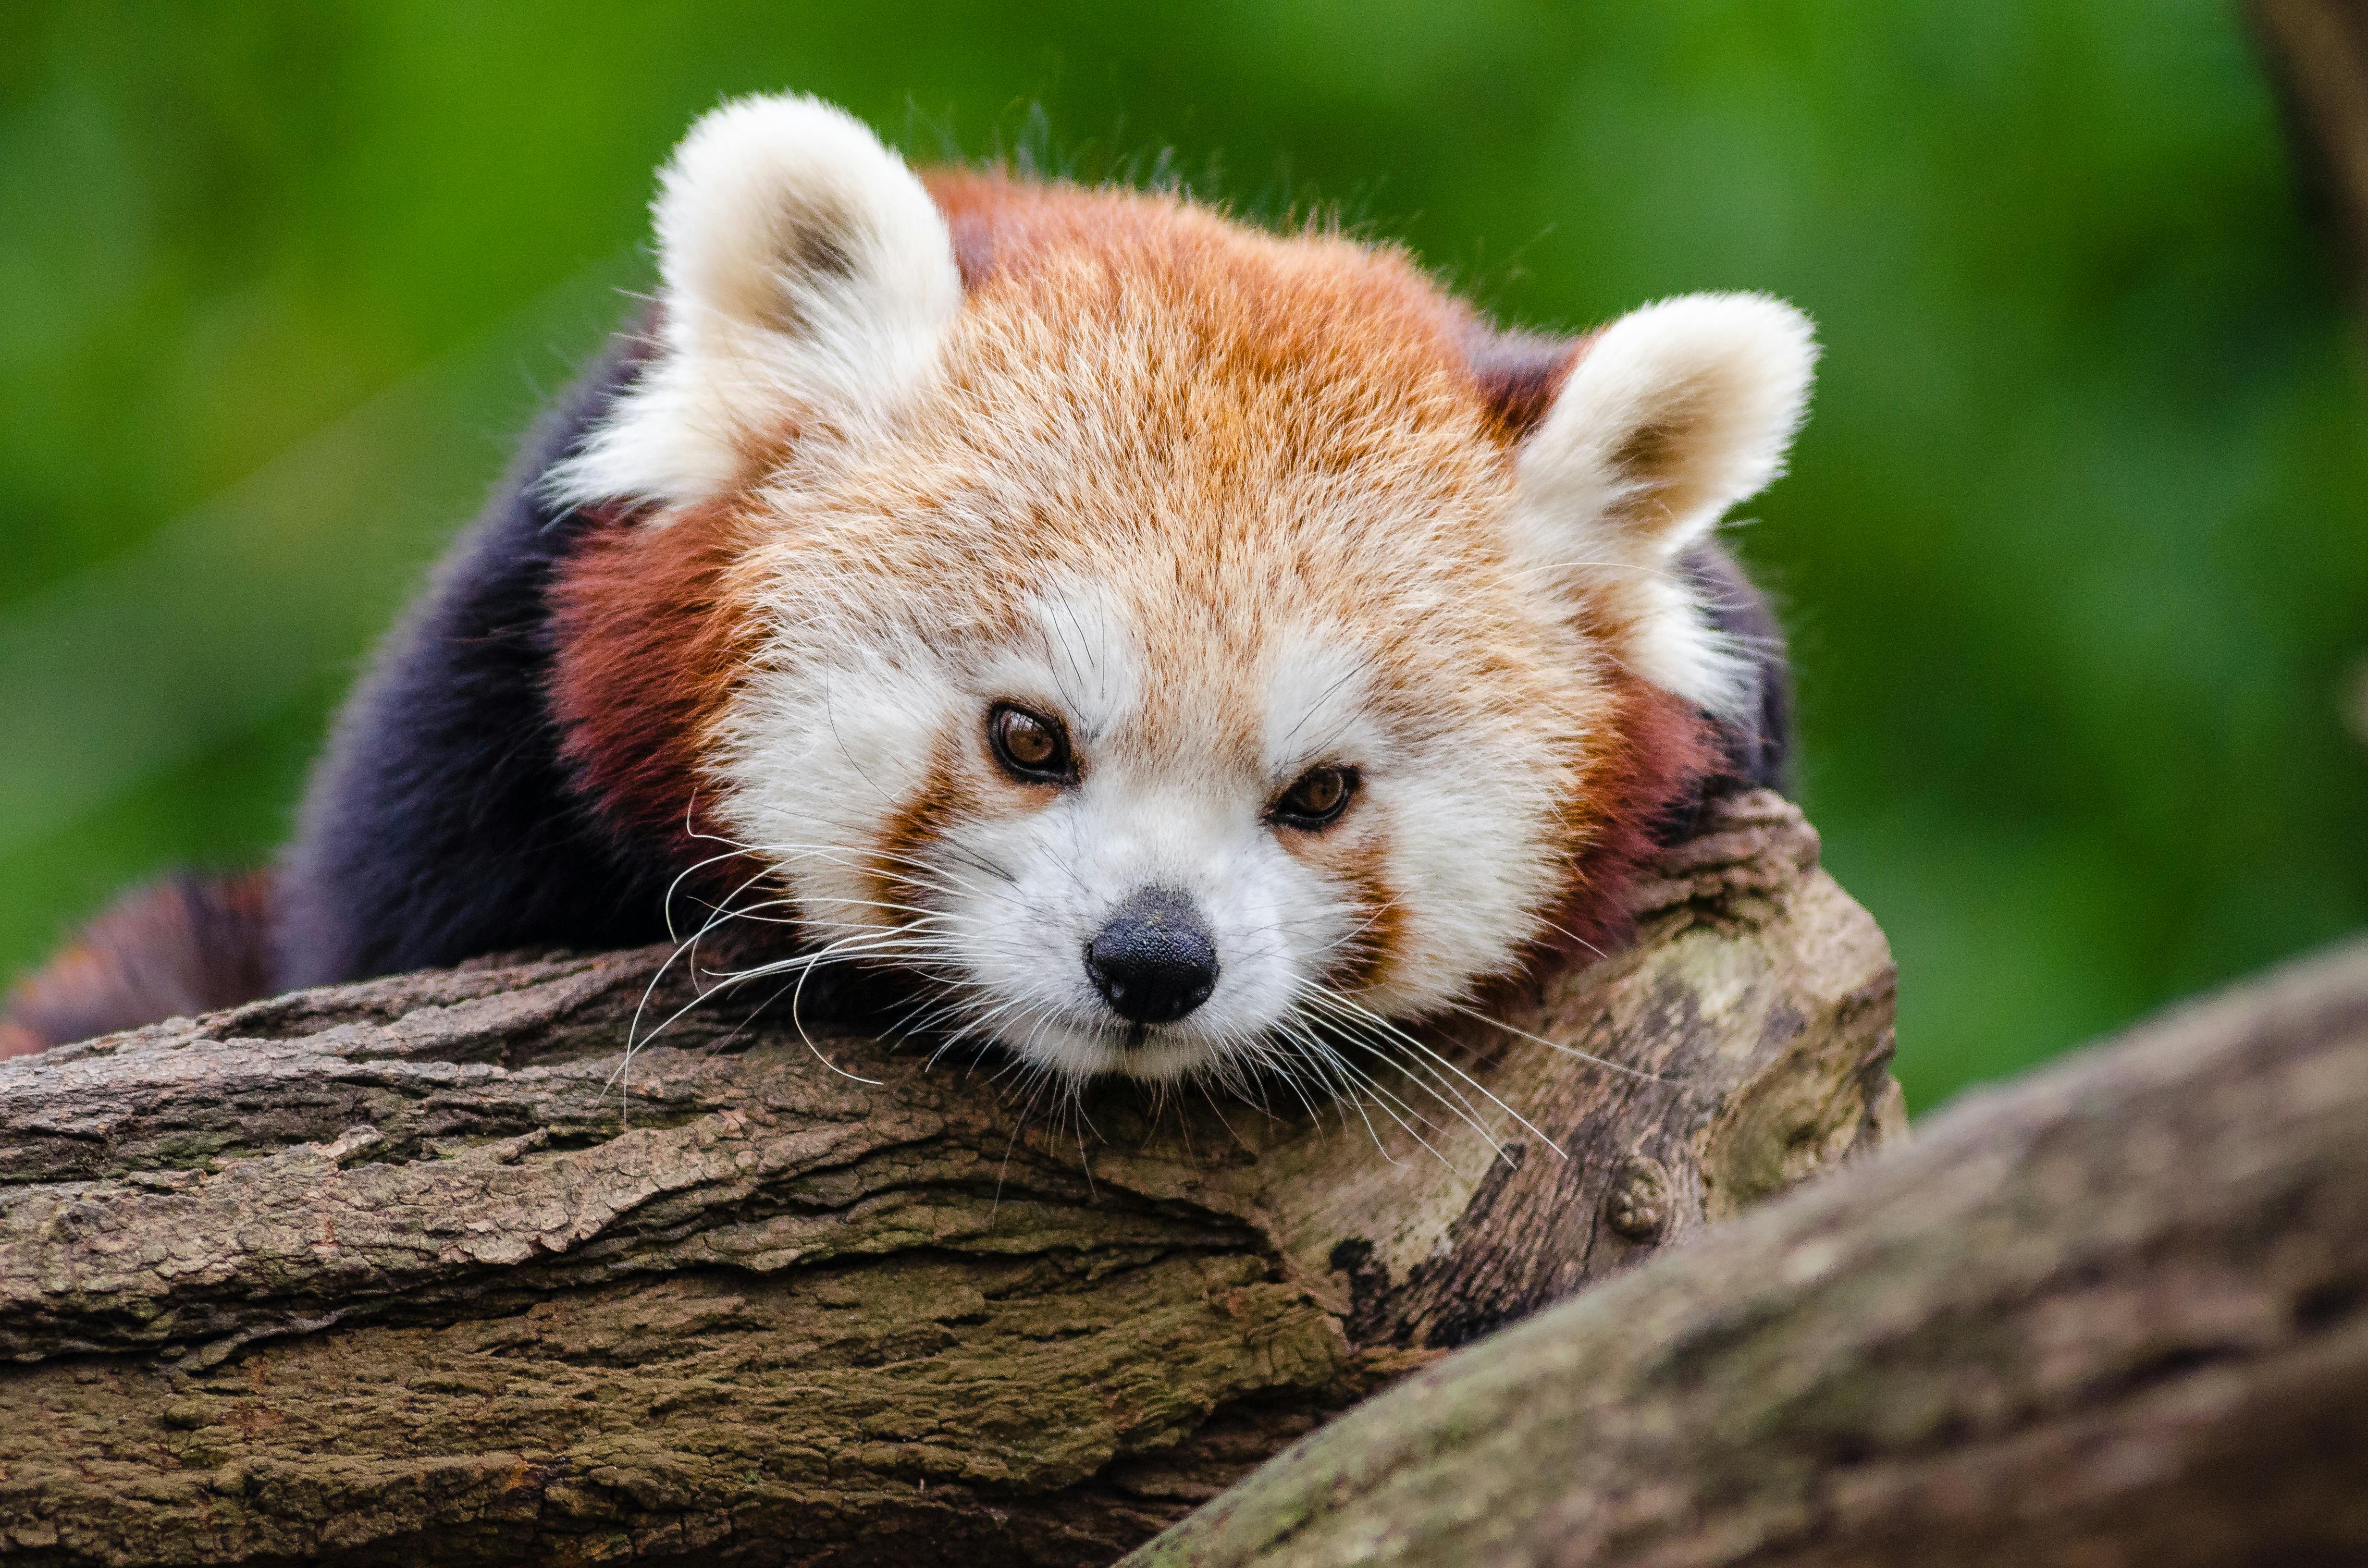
[4,1,2363,1109]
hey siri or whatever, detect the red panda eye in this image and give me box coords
[1272,765,1357,830]
[988,704,1074,784]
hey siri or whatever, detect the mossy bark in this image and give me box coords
[0,793,1899,1566]
[1123,936,2368,1568]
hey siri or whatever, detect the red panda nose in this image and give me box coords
[1085,889,1220,1026]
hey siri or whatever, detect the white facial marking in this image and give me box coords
[1261,633,1375,779]
[906,589,1336,1083]
[973,581,1143,747]
[648,142,1821,1094]
[716,588,1545,1088]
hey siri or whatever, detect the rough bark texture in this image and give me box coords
[1122,935,2368,1568]
[0,792,1901,1567]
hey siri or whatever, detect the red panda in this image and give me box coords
[3,94,1813,1086]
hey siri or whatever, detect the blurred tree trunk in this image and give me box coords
[0,794,1901,1568]
[1124,936,2368,1568]
[2249,0,2368,294]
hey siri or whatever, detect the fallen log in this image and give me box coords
[0,791,1899,1566]
[1123,934,2368,1568]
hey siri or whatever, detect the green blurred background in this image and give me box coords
[4,2,2363,1109]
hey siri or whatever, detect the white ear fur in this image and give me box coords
[1510,292,1815,714]
[547,94,962,508]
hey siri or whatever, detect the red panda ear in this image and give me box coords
[547,94,962,510]
[1507,293,1815,714]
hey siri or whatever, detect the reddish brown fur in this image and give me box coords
[870,740,983,913]
[547,499,758,882]
[1322,841,1411,996]
[1544,676,1721,961]
[1457,681,1717,1029]
[1460,326,1590,442]
[715,175,1724,1009]
[1,872,273,1054]
[926,171,1523,440]
[564,172,1731,1012]
[5,156,1751,1066]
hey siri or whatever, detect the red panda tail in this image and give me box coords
[0,872,276,1057]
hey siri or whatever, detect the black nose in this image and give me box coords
[1085,889,1220,1025]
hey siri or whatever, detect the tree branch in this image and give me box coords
[0,792,1899,1567]
[1123,935,2368,1568]
[2248,0,2368,296]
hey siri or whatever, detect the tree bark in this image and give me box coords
[2248,0,2368,297]
[1122,935,2368,1568]
[0,792,1900,1567]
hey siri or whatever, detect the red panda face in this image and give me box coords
[547,95,1814,1087]
[704,417,1593,1082]
[711,576,1582,1083]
